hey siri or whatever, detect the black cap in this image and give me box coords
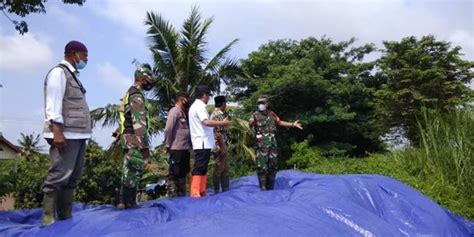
[197,85,212,95]
[214,95,226,104]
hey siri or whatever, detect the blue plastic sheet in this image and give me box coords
[1,170,473,237]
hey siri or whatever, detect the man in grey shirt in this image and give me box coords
[164,92,192,197]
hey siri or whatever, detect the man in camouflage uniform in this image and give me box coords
[249,96,303,191]
[117,63,156,209]
[211,96,230,193]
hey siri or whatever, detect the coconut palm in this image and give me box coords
[17,133,43,158]
[91,6,242,135]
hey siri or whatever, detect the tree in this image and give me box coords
[17,132,43,158]
[0,0,86,34]
[75,140,122,205]
[92,6,242,134]
[228,37,385,162]
[375,35,474,144]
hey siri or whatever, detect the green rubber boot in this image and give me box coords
[57,189,74,220]
[42,191,56,226]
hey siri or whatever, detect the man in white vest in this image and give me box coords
[41,40,91,226]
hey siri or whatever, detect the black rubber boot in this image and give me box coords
[126,187,139,209]
[167,178,178,198]
[266,173,276,190]
[57,189,74,220]
[213,171,221,194]
[257,173,267,191]
[118,185,134,209]
[42,191,56,226]
[177,177,186,197]
[221,174,230,192]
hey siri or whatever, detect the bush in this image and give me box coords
[292,108,474,220]
[0,155,49,209]
[75,140,122,205]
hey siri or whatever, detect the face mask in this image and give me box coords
[143,83,153,91]
[258,104,267,111]
[75,54,87,70]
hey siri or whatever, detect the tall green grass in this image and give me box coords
[296,107,473,219]
[397,108,472,195]
[391,107,473,218]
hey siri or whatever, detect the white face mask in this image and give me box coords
[258,104,267,111]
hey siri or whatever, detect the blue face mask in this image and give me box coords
[75,54,87,70]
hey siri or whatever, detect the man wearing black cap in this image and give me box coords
[188,85,232,197]
[211,95,230,193]
[41,40,90,226]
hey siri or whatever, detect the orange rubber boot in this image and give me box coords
[190,175,201,198]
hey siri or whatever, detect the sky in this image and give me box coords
[0,0,473,151]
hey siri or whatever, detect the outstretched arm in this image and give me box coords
[278,120,303,130]
[272,112,303,130]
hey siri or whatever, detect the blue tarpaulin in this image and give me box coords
[1,170,473,237]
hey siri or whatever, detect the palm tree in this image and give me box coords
[17,133,43,158]
[91,6,242,134]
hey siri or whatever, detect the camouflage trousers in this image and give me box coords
[121,148,145,188]
[256,145,278,173]
[256,144,278,191]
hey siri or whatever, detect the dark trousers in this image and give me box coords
[192,149,211,175]
[169,150,191,179]
[42,139,87,193]
[168,150,191,197]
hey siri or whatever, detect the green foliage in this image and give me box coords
[228,37,384,161]
[0,140,126,208]
[0,0,86,34]
[375,35,474,144]
[92,7,243,135]
[226,116,257,178]
[75,140,122,205]
[294,108,474,220]
[0,154,49,209]
[17,132,43,158]
[286,139,324,169]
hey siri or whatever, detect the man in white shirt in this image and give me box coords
[41,40,91,226]
[188,85,232,197]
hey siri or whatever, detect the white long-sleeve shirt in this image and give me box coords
[43,60,92,139]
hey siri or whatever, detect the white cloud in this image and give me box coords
[90,0,474,61]
[0,33,53,73]
[96,62,132,92]
[48,5,82,29]
[449,30,474,60]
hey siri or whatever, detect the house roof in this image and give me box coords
[0,133,22,154]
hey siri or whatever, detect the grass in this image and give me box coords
[294,108,473,220]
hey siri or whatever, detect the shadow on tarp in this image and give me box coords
[1,170,473,237]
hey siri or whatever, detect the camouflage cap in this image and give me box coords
[134,63,156,82]
[257,96,269,103]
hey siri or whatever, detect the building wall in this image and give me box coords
[0,143,19,160]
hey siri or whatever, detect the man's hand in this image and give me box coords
[145,161,158,173]
[51,123,66,150]
[293,120,303,130]
[163,146,170,154]
[222,118,233,127]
